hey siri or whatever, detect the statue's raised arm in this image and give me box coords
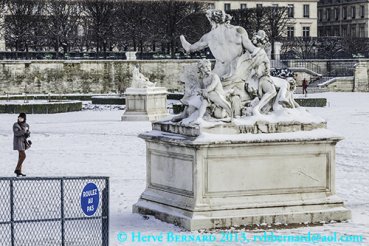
[180,35,209,53]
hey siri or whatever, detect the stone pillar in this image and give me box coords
[265,45,272,60]
[0,15,5,51]
[122,87,169,121]
[273,42,283,61]
[0,39,5,51]
[353,60,369,92]
[125,51,137,61]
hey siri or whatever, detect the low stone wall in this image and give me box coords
[0,100,82,114]
[295,98,327,107]
[91,96,125,105]
[0,94,102,101]
[1,59,368,94]
[0,60,198,94]
[325,77,355,92]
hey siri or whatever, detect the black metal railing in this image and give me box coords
[0,176,109,246]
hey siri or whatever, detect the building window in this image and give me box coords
[361,5,365,18]
[343,7,347,20]
[256,4,263,8]
[288,4,294,18]
[351,6,356,19]
[303,26,310,37]
[327,9,331,21]
[318,28,324,37]
[271,4,278,15]
[287,26,295,38]
[335,8,340,20]
[208,3,215,9]
[351,24,356,37]
[224,3,231,11]
[359,24,365,37]
[303,4,310,18]
[240,4,247,10]
[319,9,323,21]
[342,25,347,37]
[334,27,340,36]
[326,27,331,36]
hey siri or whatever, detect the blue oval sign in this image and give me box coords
[81,183,99,216]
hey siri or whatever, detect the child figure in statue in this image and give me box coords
[172,60,232,125]
[196,59,232,122]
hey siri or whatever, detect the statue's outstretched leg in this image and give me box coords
[208,93,233,119]
[230,95,242,117]
[253,76,277,116]
[276,83,289,106]
[193,100,209,124]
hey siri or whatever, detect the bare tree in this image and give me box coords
[281,37,317,59]
[262,7,289,59]
[3,0,44,54]
[0,0,6,32]
[81,0,116,54]
[280,37,369,59]
[342,37,369,57]
[155,1,209,57]
[44,0,82,55]
[114,1,159,53]
[316,37,343,59]
[227,8,256,34]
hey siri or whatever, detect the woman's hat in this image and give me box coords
[18,112,26,121]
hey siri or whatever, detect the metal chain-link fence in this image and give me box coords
[0,177,109,246]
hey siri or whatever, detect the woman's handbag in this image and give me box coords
[25,139,32,150]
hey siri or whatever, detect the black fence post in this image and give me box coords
[10,179,14,246]
[102,178,109,246]
[61,179,65,246]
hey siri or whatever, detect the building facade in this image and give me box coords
[0,0,319,52]
[318,0,369,37]
[209,0,318,37]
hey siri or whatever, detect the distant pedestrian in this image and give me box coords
[13,113,31,177]
[302,78,308,96]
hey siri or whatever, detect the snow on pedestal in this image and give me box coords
[133,118,351,230]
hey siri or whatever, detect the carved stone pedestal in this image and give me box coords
[122,87,169,121]
[133,127,351,230]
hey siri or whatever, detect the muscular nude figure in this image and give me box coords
[180,9,259,81]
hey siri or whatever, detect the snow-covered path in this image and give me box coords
[0,92,368,245]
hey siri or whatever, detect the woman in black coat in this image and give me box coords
[13,112,31,177]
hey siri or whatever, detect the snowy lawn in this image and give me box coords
[0,92,368,245]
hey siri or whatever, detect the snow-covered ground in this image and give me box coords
[0,92,368,245]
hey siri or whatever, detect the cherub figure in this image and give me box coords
[172,60,232,125]
[171,64,202,124]
[197,59,232,122]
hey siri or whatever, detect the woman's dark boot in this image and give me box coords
[14,170,26,177]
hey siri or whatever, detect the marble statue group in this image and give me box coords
[133,9,350,231]
[175,9,299,125]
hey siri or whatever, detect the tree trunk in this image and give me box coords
[271,39,275,60]
[140,40,143,54]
